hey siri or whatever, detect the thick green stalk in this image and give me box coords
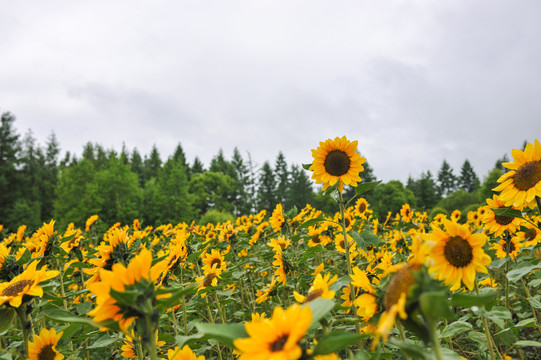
[15,305,30,358]
[475,281,496,360]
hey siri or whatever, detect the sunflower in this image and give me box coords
[334,233,357,254]
[483,195,524,237]
[270,203,286,231]
[400,204,413,223]
[427,220,492,291]
[166,345,206,360]
[517,221,541,247]
[28,327,64,360]
[493,139,541,208]
[0,260,59,307]
[195,266,220,298]
[87,248,156,331]
[354,293,378,323]
[350,266,375,294]
[492,235,522,259]
[309,136,366,193]
[85,214,99,231]
[354,198,370,218]
[201,249,227,274]
[307,226,332,248]
[234,303,312,360]
[293,272,338,303]
[451,210,461,223]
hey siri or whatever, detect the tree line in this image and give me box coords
[0,111,512,232]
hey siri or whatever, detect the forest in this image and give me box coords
[0,111,509,232]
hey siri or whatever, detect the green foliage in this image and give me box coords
[429,206,448,219]
[198,209,235,225]
[437,160,457,197]
[190,172,235,217]
[256,161,278,212]
[458,159,480,193]
[479,168,503,202]
[435,190,481,214]
[370,180,416,221]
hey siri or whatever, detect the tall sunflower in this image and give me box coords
[309,136,366,193]
[493,139,541,208]
[28,327,64,360]
[166,345,205,360]
[293,272,338,303]
[427,220,491,291]
[483,195,523,237]
[234,303,312,359]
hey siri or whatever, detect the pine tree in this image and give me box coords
[130,148,145,187]
[257,161,277,213]
[231,147,252,215]
[0,112,21,230]
[437,160,457,197]
[172,143,188,169]
[458,160,480,193]
[43,132,60,220]
[144,145,162,181]
[274,152,289,206]
[191,157,205,175]
[286,165,314,210]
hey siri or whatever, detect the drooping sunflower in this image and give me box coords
[234,303,312,360]
[28,327,64,360]
[309,136,366,193]
[483,195,524,237]
[493,139,541,208]
[270,203,286,231]
[427,220,492,291]
[0,260,59,307]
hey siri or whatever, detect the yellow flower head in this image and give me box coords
[166,345,205,360]
[28,327,64,360]
[493,139,541,208]
[234,303,312,359]
[309,136,366,193]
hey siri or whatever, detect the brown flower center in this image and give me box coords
[444,236,474,268]
[358,202,367,214]
[524,230,537,242]
[494,214,514,225]
[210,258,222,269]
[306,289,324,302]
[504,239,516,254]
[203,273,216,287]
[383,264,419,311]
[514,160,541,191]
[324,150,351,176]
[311,234,321,244]
[38,344,56,360]
[1,279,33,297]
[270,335,289,352]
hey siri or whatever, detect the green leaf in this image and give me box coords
[87,334,117,349]
[441,321,473,338]
[515,340,541,347]
[528,296,541,309]
[451,288,498,310]
[506,260,541,282]
[156,283,198,311]
[359,230,382,247]
[419,291,455,321]
[298,216,327,229]
[312,332,364,355]
[323,182,339,197]
[42,305,100,327]
[439,348,464,360]
[306,298,335,328]
[491,207,524,219]
[193,322,248,348]
[478,306,512,329]
[388,339,431,360]
[302,163,312,171]
[355,180,382,195]
[0,308,16,335]
[298,245,324,265]
[514,318,537,328]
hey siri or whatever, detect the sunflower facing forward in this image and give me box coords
[427,220,491,291]
[28,327,64,360]
[234,303,312,359]
[493,139,541,208]
[309,136,366,193]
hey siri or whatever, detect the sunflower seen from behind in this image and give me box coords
[309,136,366,193]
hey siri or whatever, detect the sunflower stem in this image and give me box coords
[338,192,362,340]
[427,317,444,360]
[143,314,158,360]
[474,280,496,360]
[15,304,30,358]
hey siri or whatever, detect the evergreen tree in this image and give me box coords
[257,161,277,213]
[120,142,129,165]
[407,171,439,210]
[0,112,21,230]
[437,160,457,197]
[286,165,314,210]
[130,148,145,187]
[190,157,205,176]
[189,172,235,217]
[370,180,416,221]
[172,142,188,169]
[458,160,480,193]
[479,168,503,201]
[144,145,162,182]
[231,147,252,215]
[494,154,509,173]
[274,152,289,206]
[149,157,193,225]
[42,132,60,220]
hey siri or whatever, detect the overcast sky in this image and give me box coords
[1,1,540,183]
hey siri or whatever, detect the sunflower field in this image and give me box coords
[1,137,541,360]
